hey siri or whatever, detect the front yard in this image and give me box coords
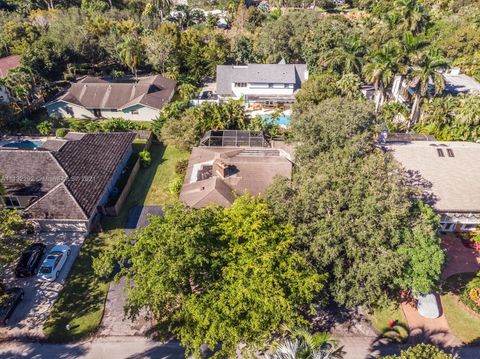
[369,304,409,343]
[44,143,189,342]
[441,272,480,344]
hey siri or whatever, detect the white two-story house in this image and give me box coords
[215,61,308,108]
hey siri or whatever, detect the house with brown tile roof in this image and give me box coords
[44,75,176,121]
[180,145,293,208]
[384,140,480,232]
[0,132,136,232]
[0,55,21,102]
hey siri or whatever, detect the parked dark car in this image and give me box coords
[0,287,24,326]
[15,243,46,277]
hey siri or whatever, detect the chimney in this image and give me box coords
[213,159,229,178]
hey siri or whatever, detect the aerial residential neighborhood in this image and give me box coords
[1,1,480,359]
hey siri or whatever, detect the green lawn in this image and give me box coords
[44,143,187,342]
[369,304,409,343]
[441,272,480,344]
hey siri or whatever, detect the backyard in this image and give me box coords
[44,142,189,342]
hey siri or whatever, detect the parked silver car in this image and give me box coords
[37,245,71,281]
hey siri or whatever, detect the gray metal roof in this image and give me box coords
[216,63,308,96]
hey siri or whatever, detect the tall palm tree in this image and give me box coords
[268,327,343,359]
[363,43,405,112]
[408,48,447,126]
[394,0,427,35]
[143,0,172,22]
[117,35,142,80]
[399,31,428,66]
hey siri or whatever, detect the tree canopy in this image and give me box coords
[95,196,327,357]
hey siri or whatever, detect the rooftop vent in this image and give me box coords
[447,149,455,157]
[437,149,445,157]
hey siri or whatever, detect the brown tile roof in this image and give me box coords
[0,55,21,78]
[386,141,480,213]
[55,75,176,110]
[0,132,135,220]
[180,147,292,208]
[53,132,136,216]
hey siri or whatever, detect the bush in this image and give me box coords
[462,272,480,314]
[175,159,189,176]
[383,343,455,358]
[139,150,151,168]
[168,176,184,195]
[55,128,68,138]
[37,120,52,135]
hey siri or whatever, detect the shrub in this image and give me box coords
[175,159,189,176]
[37,120,52,135]
[461,272,480,314]
[168,176,184,195]
[139,150,151,168]
[55,128,68,138]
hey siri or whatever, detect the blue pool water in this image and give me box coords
[2,140,45,149]
[260,114,291,126]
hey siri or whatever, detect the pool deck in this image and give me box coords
[0,135,54,148]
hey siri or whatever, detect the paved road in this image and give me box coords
[0,232,86,340]
[0,337,185,359]
[1,336,480,359]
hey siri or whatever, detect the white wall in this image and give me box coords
[231,83,295,99]
[46,102,160,121]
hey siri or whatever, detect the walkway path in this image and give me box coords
[441,234,480,279]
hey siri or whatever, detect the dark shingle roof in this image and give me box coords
[53,132,136,216]
[0,132,135,221]
[55,75,176,110]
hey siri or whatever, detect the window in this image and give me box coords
[461,224,478,231]
[93,109,102,117]
[131,110,139,115]
[437,149,445,157]
[447,149,455,157]
[234,82,247,87]
[268,83,274,88]
[284,84,292,89]
[3,196,20,208]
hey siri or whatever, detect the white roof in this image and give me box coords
[387,141,480,213]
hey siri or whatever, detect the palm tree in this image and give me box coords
[326,36,365,75]
[268,327,343,359]
[394,0,427,35]
[363,43,405,112]
[143,0,172,22]
[408,48,447,126]
[399,31,428,66]
[117,35,142,80]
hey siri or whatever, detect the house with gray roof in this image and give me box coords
[45,75,176,121]
[0,132,136,232]
[180,133,293,208]
[215,61,308,107]
[384,140,480,232]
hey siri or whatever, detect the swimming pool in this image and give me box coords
[260,114,291,126]
[2,140,45,149]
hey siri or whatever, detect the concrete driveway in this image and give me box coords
[97,206,162,337]
[0,231,86,339]
[442,234,480,279]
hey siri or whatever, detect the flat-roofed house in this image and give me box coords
[0,132,136,232]
[180,131,293,208]
[215,61,308,108]
[385,140,480,232]
[45,75,176,121]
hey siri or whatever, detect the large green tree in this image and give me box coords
[95,196,326,357]
[0,209,33,267]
